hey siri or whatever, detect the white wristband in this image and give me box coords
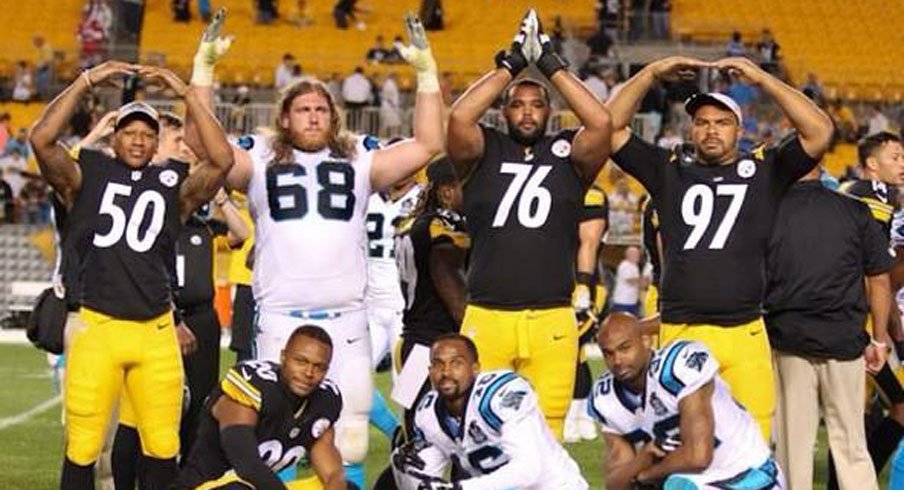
[871,339,888,349]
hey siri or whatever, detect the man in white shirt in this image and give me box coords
[612,245,645,316]
[342,66,373,109]
[274,53,295,90]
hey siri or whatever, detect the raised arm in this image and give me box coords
[184,8,255,193]
[446,11,533,178]
[370,14,443,191]
[534,15,612,185]
[635,381,716,484]
[210,395,287,490]
[714,57,833,159]
[139,66,234,222]
[308,427,347,490]
[29,61,137,205]
[72,110,118,155]
[606,56,709,152]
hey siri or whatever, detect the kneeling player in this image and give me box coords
[176,325,353,490]
[391,334,588,489]
[592,313,783,489]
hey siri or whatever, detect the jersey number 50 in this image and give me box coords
[266,162,356,222]
[93,183,166,253]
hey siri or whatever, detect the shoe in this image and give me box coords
[578,417,598,441]
[563,416,581,443]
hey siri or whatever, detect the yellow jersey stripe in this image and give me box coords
[222,371,262,410]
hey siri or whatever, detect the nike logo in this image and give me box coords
[157,323,168,330]
[750,330,762,336]
[552,334,566,341]
[346,337,361,345]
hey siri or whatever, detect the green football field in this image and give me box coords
[0,342,881,489]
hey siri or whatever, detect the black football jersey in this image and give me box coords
[177,360,343,488]
[173,216,228,308]
[51,194,84,310]
[641,196,661,287]
[613,133,819,325]
[462,126,584,308]
[396,209,470,345]
[839,179,899,239]
[69,149,189,320]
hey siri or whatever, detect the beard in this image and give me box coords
[508,119,548,147]
[294,130,330,152]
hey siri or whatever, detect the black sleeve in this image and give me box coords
[861,207,894,276]
[610,133,668,197]
[220,425,288,490]
[207,219,229,237]
[769,133,821,188]
[581,186,608,222]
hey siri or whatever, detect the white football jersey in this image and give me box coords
[590,341,777,487]
[412,370,588,490]
[244,134,377,312]
[365,184,421,309]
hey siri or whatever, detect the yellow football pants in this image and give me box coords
[461,305,578,439]
[659,318,775,443]
[65,307,183,465]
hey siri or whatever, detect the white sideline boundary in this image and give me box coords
[0,395,61,431]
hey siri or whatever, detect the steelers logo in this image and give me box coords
[737,159,756,179]
[160,169,179,188]
[190,235,202,246]
[551,139,572,158]
[311,418,331,439]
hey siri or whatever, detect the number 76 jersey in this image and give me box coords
[462,126,583,309]
[243,134,377,313]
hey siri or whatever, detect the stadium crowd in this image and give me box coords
[6,4,904,490]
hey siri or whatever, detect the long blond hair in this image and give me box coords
[271,78,356,164]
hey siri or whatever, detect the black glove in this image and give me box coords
[495,11,532,76]
[392,439,430,473]
[535,17,568,78]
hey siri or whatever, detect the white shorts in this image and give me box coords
[367,306,403,369]
[254,309,374,422]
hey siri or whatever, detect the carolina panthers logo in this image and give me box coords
[500,390,527,410]
[685,351,709,372]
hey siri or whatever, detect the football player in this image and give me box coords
[446,9,612,438]
[830,131,904,487]
[391,334,588,490]
[30,61,234,489]
[182,11,443,487]
[592,313,783,489]
[176,325,350,490]
[605,55,834,441]
[563,184,609,443]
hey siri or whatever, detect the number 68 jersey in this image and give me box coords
[242,134,378,313]
[177,360,343,489]
[410,370,588,490]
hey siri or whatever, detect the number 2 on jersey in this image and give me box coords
[681,184,747,250]
[492,163,552,229]
[266,162,356,222]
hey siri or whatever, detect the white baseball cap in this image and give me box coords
[115,101,160,133]
[684,93,743,126]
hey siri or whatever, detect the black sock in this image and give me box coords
[60,457,94,490]
[112,424,141,490]
[141,456,178,490]
[573,360,592,398]
[868,416,904,472]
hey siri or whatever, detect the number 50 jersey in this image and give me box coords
[243,134,377,313]
[462,127,583,309]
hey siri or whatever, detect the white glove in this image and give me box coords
[191,7,234,86]
[573,283,592,316]
[395,12,438,93]
[522,9,541,63]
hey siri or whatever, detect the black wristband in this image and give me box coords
[576,272,595,287]
[495,48,526,77]
[172,309,183,325]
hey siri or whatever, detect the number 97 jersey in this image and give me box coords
[243,134,377,312]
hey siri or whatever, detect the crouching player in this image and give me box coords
[592,313,783,489]
[175,325,356,490]
[391,334,588,489]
